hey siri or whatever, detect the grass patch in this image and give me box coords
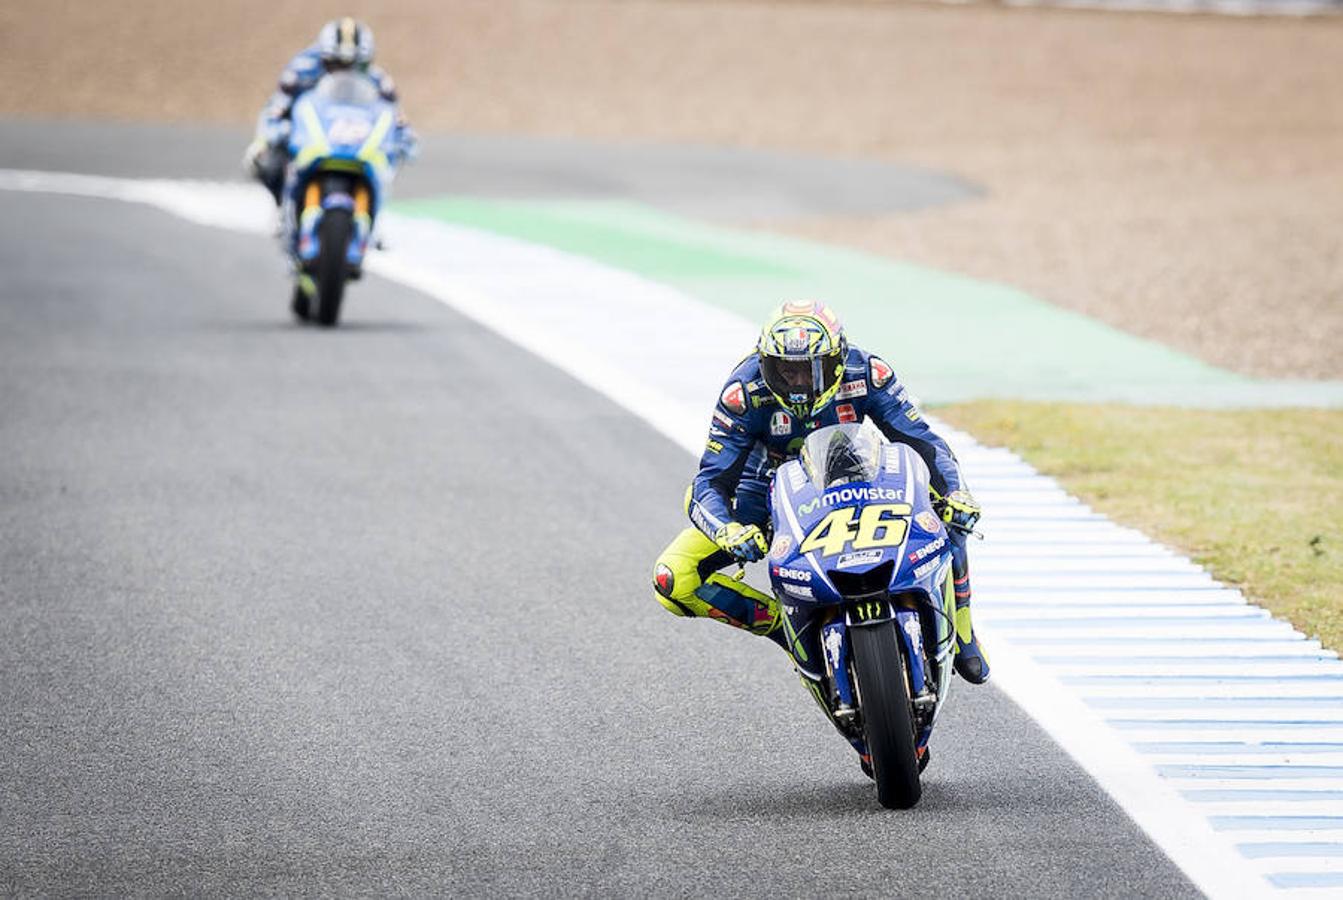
[935,402,1343,652]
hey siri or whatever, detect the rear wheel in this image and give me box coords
[851,619,921,809]
[313,208,352,326]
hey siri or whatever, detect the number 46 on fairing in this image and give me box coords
[799,503,912,557]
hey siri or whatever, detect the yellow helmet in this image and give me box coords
[757,300,848,419]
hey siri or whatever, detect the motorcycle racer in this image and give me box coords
[651,300,990,685]
[244,17,418,205]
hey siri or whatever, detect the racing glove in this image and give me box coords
[394,122,420,165]
[260,117,292,149]
[938,489,982,533]
[713,522,768,563]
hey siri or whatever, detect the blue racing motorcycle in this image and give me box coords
[283,71,405,326]
[768,421,959,809]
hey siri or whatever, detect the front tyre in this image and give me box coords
[313,208,352,326]
[851,619,921,809]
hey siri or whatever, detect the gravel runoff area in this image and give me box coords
[1,0,1340,380]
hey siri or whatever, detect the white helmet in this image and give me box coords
[317,17,375,69]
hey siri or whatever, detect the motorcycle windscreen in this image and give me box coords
[799,420,885,492]
[312,71,382,106]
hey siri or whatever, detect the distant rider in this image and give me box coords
[651,301,990,686]
[244,17,418,205]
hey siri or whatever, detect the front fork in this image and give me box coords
[797,599,934,755]
[294,179,373,273]
[351,185,373,264]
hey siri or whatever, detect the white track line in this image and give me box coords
[5,169,1339,899]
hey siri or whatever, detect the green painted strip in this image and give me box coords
[392,196,1343,408]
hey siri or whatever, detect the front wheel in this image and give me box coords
[851,619,921,809]
[313,208,352,326]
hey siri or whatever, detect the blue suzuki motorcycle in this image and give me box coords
[768,421,959,809]
[283,71,403,326]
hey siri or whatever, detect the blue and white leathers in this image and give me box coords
[283,71,402,269]
[259,45,401,135]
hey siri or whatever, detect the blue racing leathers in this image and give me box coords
[259,45,403,134]
[653,344,988,684]
[689,345,964,539]
[248,46,417,202]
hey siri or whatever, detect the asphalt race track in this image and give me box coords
[0,129,1196,896]
[0,119,979,218]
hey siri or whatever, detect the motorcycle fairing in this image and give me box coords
[768,422,960,753]
[284,72,399,269]
[769,432,951,613]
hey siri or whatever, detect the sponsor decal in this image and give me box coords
[769,534,793,560]
[773,566,812,582]
[915,510,942,533]
[786,465,807,491]
[895,388,910,404]
[712,410,736,430]
[780,324,820,354]
[902,615,924,656]
[836,403,857,424]
[825,484,903,505]
[912,557,941,580]
[837,380,867,400]
[781,583,814,600]
[800,484,903,516]
[870,357,894,390]
[851,599,888,622]
[823,627,844,671]
[720,381,747,415]
[705,438,724,454]
[751,394,775,408]
[770,410,792,437]
[883,451,902,474]
[689,505,716,536]
[837,549,883,569]
[908,534,947,563]
[905,408,922,423]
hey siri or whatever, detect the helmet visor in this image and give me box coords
[761,351,843,412]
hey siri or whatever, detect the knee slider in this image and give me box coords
[652,559,697,617]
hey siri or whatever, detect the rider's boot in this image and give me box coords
[244,139,287,208]
[653,527,788,652]
[952,571,990,684]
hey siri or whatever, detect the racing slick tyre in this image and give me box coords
[313,208,352,327]
[851,619,922,809]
